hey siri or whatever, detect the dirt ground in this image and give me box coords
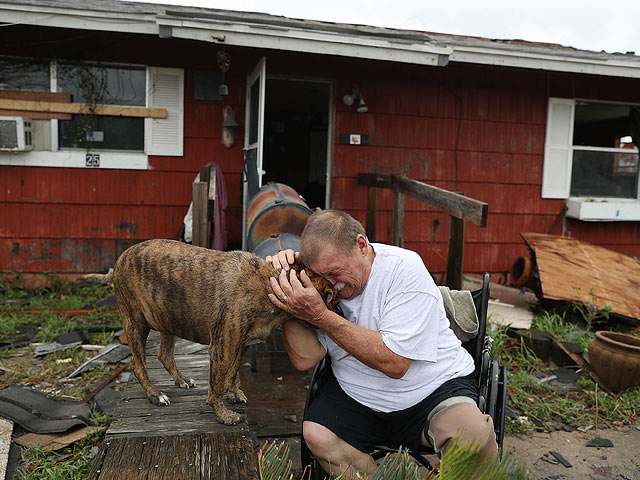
[504,428,640,480]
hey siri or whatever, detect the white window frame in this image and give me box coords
[0,59,183,170]
[542,97,640,221]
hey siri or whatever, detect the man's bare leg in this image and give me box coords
[303,421,377,479]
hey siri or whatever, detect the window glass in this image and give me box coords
[573,103,635,149]
[570,150,638,198]
[57,63,145,105]
[57,63,146,151]
[58,115,144,151]
[0,57,50,91]
[571,102,639,197]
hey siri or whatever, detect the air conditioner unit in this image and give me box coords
[0,116,33,151]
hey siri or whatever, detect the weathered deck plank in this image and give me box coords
[88,332,256,479]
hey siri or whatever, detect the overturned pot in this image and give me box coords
[588,331,640,392]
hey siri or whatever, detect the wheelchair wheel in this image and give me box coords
[496,365,508,452]
[486,358,500,421]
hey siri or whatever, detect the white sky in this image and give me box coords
[135,0,640,54]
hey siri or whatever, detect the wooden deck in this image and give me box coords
[88,333,257,479]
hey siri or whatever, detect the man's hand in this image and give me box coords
[265,249,301,270]
[268,268,328,325]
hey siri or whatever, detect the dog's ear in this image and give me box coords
[323,284,339,310]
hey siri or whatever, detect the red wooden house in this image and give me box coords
[1,0,639,286]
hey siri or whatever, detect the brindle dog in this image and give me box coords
[81,239,338,425]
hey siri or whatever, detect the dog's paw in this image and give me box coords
[176,378,197,389]
[225,390,248,404]
[216,410,242,425]
[150,392,171,406]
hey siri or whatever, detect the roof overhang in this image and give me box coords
[1,1,640,78]
[155,14,451,67]
[450,45,640,79]
[0,2,451,67]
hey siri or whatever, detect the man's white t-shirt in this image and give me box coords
[316,243,475,413]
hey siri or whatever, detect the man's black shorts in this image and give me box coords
[304,369,478,454]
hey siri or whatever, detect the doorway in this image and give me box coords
[262,78,331,210]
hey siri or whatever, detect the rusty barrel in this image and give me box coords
[246,182,312,252]
[252,233,302,260]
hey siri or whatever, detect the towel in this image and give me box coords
[438,286,479,343]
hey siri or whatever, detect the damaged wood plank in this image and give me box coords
[358,173,488,227]
[0,99,167,119]
[521,233,640,320]
[546,333,613,395]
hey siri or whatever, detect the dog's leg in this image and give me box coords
[123,309,171,406]
[158,332,197,389]
[223,349,247,404]
[208,339,243,425]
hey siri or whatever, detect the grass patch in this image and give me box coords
[488,318,640,434]
[17,418,106,480]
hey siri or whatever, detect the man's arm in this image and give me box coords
[312,309,411,379]
[281,318,326,371]
[270,268,411,379]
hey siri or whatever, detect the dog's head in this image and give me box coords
[291,264,340,311]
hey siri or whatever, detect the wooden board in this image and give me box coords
[90,333,256,479]
[521,232,640,320]
[0,99,166,119]
[0,90,72,119]
[88,432,256,480]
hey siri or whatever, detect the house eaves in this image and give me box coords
[1,0,640,78]
[154,12,451,67]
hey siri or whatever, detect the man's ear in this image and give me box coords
[355,234,368,255]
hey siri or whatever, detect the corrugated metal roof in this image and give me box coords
[1,0,640,74]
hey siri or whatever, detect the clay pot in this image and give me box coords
[588,331,640,392]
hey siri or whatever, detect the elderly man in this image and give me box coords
[267,209,497,477]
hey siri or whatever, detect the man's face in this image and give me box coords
[308,237,371,300]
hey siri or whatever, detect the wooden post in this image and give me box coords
[192,181,208,247]
[446,215,465,290]
[392,191,405,247]
[366,186,377,242]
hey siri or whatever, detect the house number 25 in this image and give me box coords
[86,153,100,167]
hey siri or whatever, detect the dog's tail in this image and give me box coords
[77,272,114,285]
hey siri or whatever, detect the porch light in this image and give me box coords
[343,85,368,113]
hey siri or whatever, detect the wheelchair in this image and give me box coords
[300,273,507,477]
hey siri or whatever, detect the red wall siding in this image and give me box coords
[1,25,639,284]
[326,61,640,283]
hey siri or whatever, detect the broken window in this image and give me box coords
[0,56,49,91]
[571,102,639,198]
[57,63,146,151]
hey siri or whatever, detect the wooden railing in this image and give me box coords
[192,165,218,248]
[358,173,488,290]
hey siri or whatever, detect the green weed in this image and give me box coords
[17,429,104,480]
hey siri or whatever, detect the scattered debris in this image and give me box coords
[0,417,12,478]
[82,361,130,404]
[63,344,130,381]
[0,385,90,433]
[587,437,614,448]
[33,330,90,357]
[520,232,640,320]
[577,425,594,433]
[0,334,35,351]
[283,414,297,423]
[549,450,572,468]
[95,295,117,308]
[13,426,103,451]
[547,334,612,394]
[487,299,533,330]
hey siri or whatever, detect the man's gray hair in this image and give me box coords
[301,209,366,263]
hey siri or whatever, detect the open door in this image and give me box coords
[242,57,266,250]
